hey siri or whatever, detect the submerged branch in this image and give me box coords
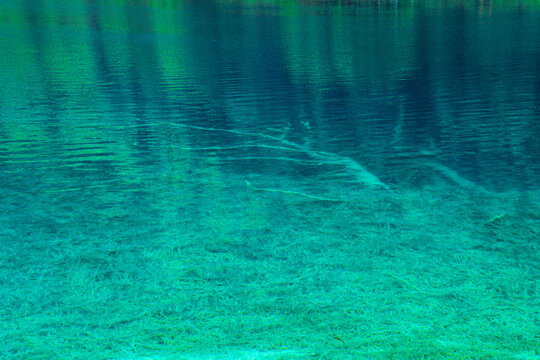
[245,180,344,202]
[168,122,389,190]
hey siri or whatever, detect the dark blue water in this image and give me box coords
[1,0,539,195]
[0,1,539,359]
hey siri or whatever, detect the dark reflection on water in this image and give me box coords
[0,0,539,199]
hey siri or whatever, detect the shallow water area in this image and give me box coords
[0,1,539,359]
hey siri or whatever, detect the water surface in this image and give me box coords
[0,1,539,359]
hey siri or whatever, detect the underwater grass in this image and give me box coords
[0,176,538,360]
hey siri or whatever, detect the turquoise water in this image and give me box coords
[1,1,539,359]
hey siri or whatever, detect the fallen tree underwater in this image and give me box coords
[168,122,390,201]
[166,122,493,200]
